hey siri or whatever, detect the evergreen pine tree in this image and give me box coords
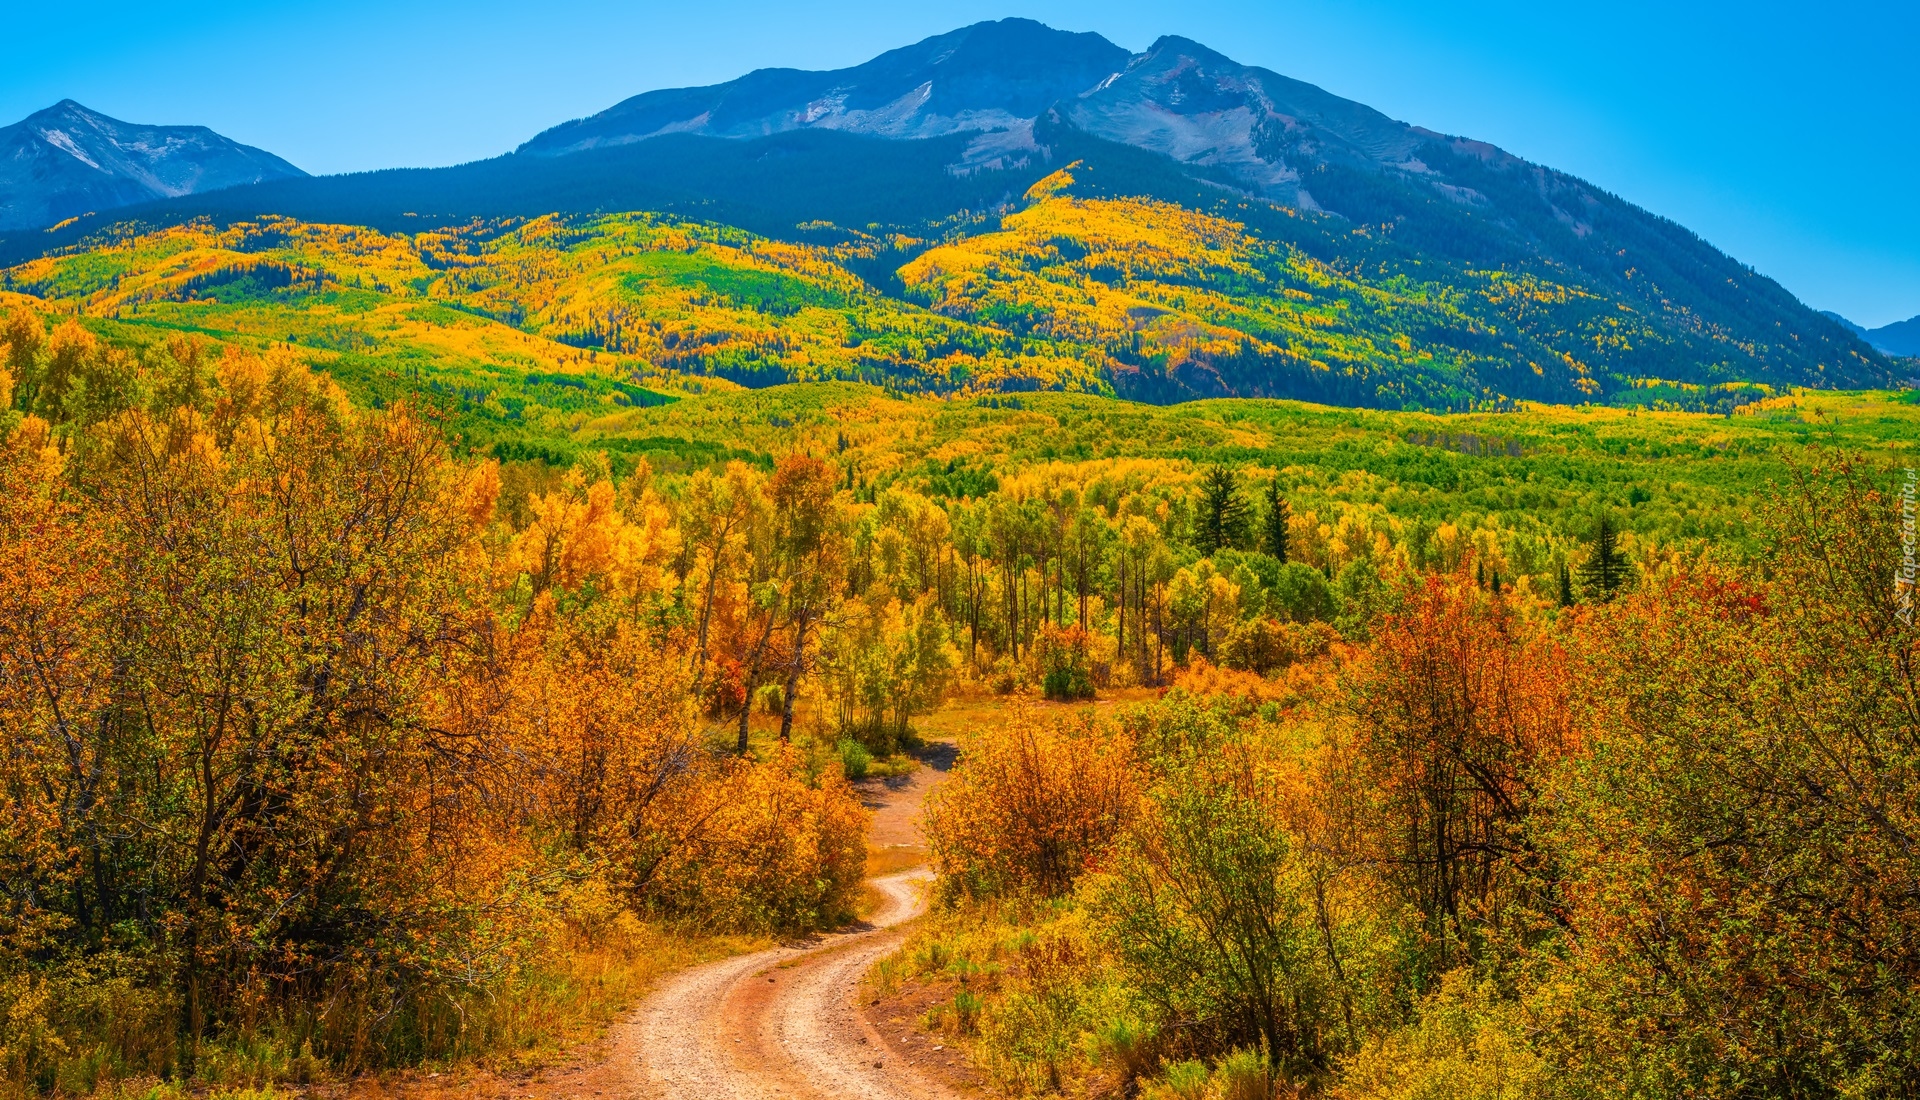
[1263,479,1290,563]
[1198,465,1251,555]
[1557,561,1574,607]
[1578,512,1630,601]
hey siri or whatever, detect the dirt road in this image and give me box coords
[611,747,959,1100]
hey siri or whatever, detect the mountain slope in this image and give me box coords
[512,22,1888,395]
[2,210,1102,397]
[0,22,1897,406]
[1,130,1043,264]
[0,176,1838,415]
[0,100,306,231]
[1821,310,1870,339]
[1054,36,1884,390]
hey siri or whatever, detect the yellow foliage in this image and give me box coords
[1333,972,1545,1100]
[645,743,869,930]
[508,467,676,601]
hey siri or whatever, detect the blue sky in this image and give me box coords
[19,0,1920,326]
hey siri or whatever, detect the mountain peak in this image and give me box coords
[24,99,106,129]
[0,102,304,232]
[518,19,1130,156]
[1140,34,1225,58]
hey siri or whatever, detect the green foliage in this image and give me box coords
[1218,617,1336,675]
[1576,511,1629,601]
[1155,1059,1213,1100]
[1270,561,1337,623]
[1336,972,1545,1100]
[1196,465,1252,554]
[1335,558,1391,639]
[1210,1048,1278,1100]
[1091,707,1353,1080]
[836,737,872,782]
[820,593,956,755]
[1263,479,1291,563]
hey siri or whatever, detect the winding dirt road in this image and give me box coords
[607,749,960,1100]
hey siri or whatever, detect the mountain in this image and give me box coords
[1866,316,1920,357]
[508,21,1889,397]
[0,22,1897,407]
[0,100,305,231]
[519,18,1129,170]
[1824,311,1920,357]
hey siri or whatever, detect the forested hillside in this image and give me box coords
[6,162,1895,417]
[3,267,1919,1100]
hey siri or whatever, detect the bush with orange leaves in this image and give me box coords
[645,743,869,931]
[925,707,1138,900]
[1339,566,1572,978]
[1036,623,1096,701]
[438,472,866,935]
[464,612,867,932]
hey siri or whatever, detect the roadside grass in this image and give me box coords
[6,918,767,1100]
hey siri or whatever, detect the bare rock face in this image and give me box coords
[0,100,306,230]
[1060,35,1419,206]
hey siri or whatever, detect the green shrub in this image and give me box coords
[1155,1059,1212,1100]
[836,737,872,781]
[1270,562,1336,623]
[1214,1048,1275,1100]
[1091,703,1367,1082]
[1336,972,1543,1100]
[1220,617,1338,674]
[953,990,983,1034]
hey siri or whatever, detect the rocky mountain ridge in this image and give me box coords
[0,100,305,231]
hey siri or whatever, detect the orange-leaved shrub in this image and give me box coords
[925,707,1137,899]
[646,743,869,930]
[1037,623,1096,701]
[1340,564,1572,979]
